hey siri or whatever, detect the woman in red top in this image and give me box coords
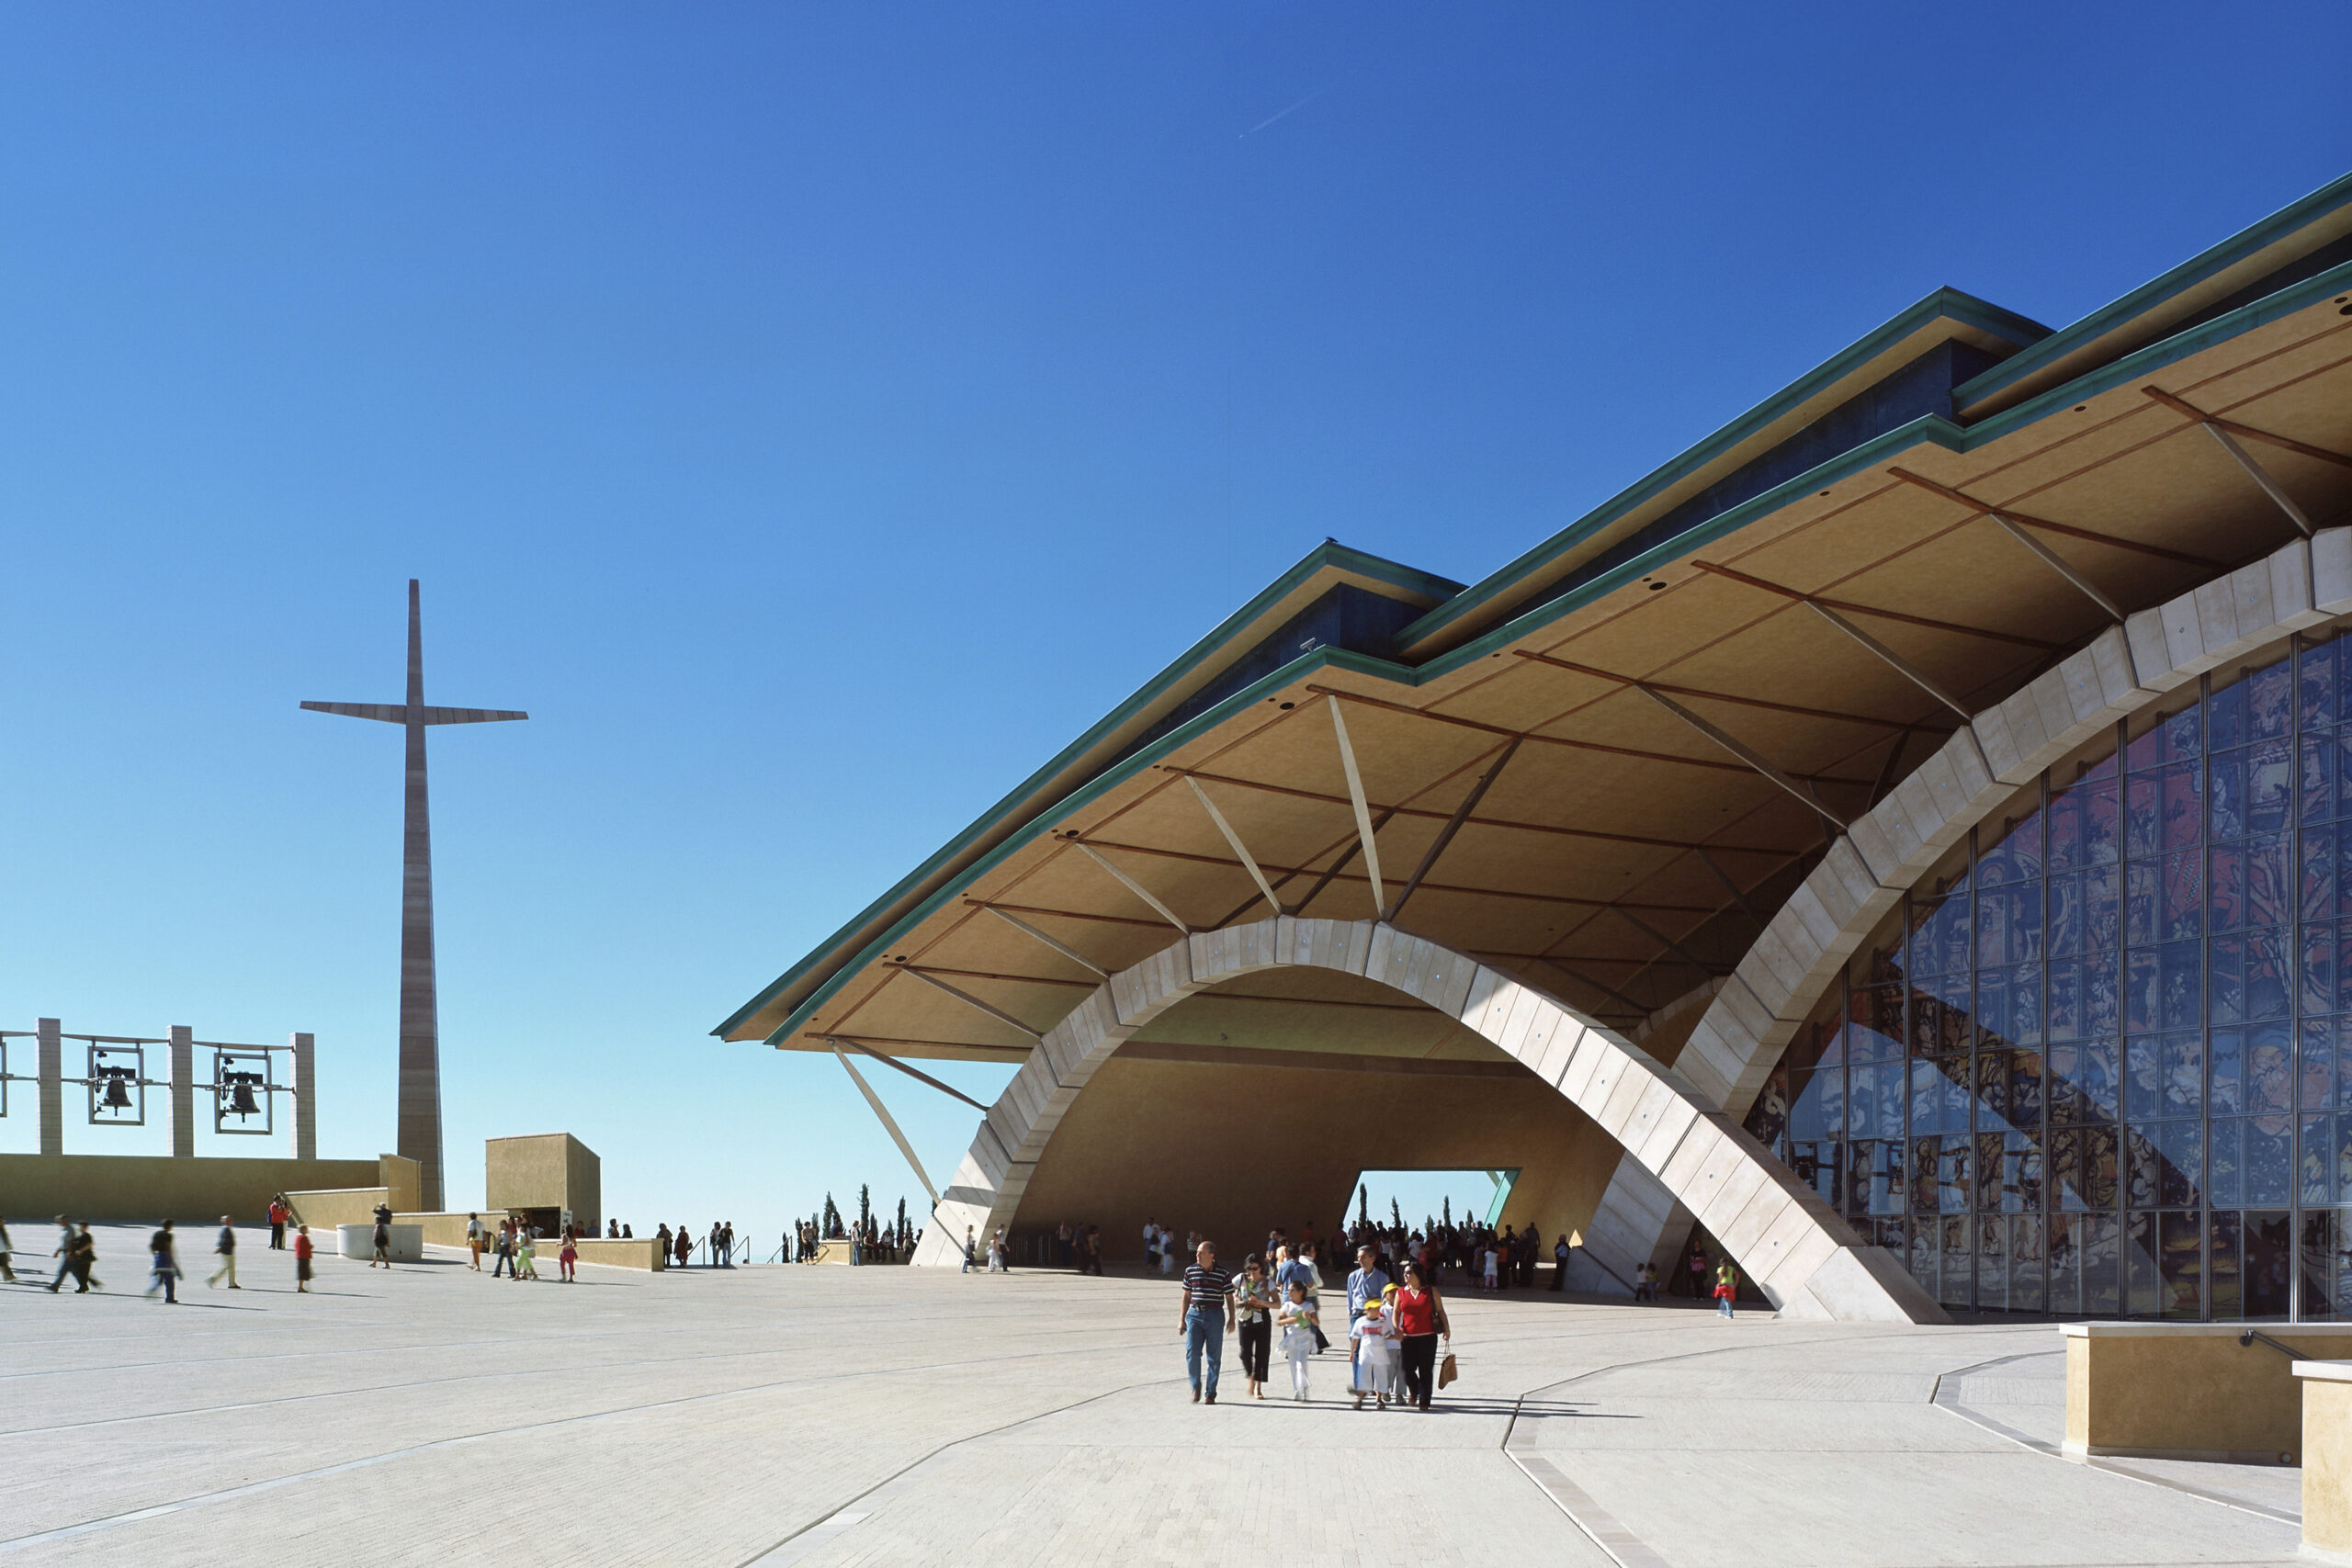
[1393,1260,1451,1411]
[293,1225,314,1293]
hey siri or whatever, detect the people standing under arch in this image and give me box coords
[1394,1260,1449,1412]
[1178,1241,1235,1404]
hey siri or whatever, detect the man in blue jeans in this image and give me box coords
[1178,1241,1237,1404]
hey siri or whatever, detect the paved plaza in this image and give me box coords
[0,1225,2312,1567]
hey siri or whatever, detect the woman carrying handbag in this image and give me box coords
[1394,1259,1451,1412]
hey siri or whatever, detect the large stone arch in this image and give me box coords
[1586,527,2352,1279]
[912,914,1943,1323]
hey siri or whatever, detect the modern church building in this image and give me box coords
[720,174,2352,1324]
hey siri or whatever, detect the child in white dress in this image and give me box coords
[1350,1297,1399,1407]
[1276,1282,1319,1401]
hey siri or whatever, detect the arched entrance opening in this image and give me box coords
[912,915,1943,1323]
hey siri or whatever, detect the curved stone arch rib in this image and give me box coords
[912,915,1941,1323]
[1682,527,2352,1124]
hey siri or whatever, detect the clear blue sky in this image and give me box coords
[2,5,2344,1249]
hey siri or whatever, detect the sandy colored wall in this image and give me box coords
[285,1188,390,1229]
[2305,1373,2352,1557]
[1,1152,384,1225]
[1011,1053,1613,1262]
[2063,1325,2352,1462]
[484,1134,600,1231]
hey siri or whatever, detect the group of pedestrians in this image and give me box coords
[651,1220,736,1269]
[19,1215,319,1299]
[1175,1238,1452,1411]
[464,1213,586,1282]
[960,1224,1012,1272]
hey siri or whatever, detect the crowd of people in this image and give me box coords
[789,1206,919,1265]
[972,1210,1751,1404]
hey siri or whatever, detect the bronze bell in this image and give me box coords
[100,1071,132,1111]
[226,1075,262,1118]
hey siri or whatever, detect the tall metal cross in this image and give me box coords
[303,580,526,1213]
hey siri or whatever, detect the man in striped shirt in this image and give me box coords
[1178,1241,1237,1404]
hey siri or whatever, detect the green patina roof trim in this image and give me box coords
[1963,255,2352,445]
[1952,170,2352,414]
[711,541,1456,1040]
[1399,254,2352,682]
[1391,288,2050,653]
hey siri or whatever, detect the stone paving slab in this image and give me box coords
[0,1224,2318,1567]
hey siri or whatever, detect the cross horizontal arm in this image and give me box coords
[418,706,528,725]
[300,702,526,725]
[300,701,406,723]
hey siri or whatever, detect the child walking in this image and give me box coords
[1350,1296,1398,1409]
[1276,1281,1320,1402]
[518,1228,539,1280]
[1714,1258,1739,1318]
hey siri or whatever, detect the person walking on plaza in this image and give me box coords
[559,1230,578,1283]
[294,1224,313,1292]
[492,1219,513,1279]
[1480,1238,1499,1292]
[0,1217,14,1283]
[1714,1258,1739,1318]
[1689,1244,1708,1299]
[208,1215,240,1290]
[370,1201,392,1269]
[1178,1240,1236,1404]
[1552,1234,1571,1292]
[961,1224,975,1273]
[48,1215,77,1292]
[519,1225,540,1280]
[267,1194,289,1250]
[1085,1224,1103,1276]
[1233,1257,1275,1401]
[1276,1280,1319,1401]
[467,1213,484,1271]
[145,1220,181,1304]
[673,1224,693,1270]
[67,1224,99,1292]
[1634,1260,1658,1301]
[1394,1261,1450,1412]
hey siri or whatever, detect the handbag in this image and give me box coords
[1437,1339,1459,1390]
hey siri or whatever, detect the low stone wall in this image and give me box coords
[336,1224,423,1263]
[2063,1321,2352,1462]
[421,1231,667,1270]
[285,1188,391,1230]
[1,1152,384,1224]
[808,1239,905,1265]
